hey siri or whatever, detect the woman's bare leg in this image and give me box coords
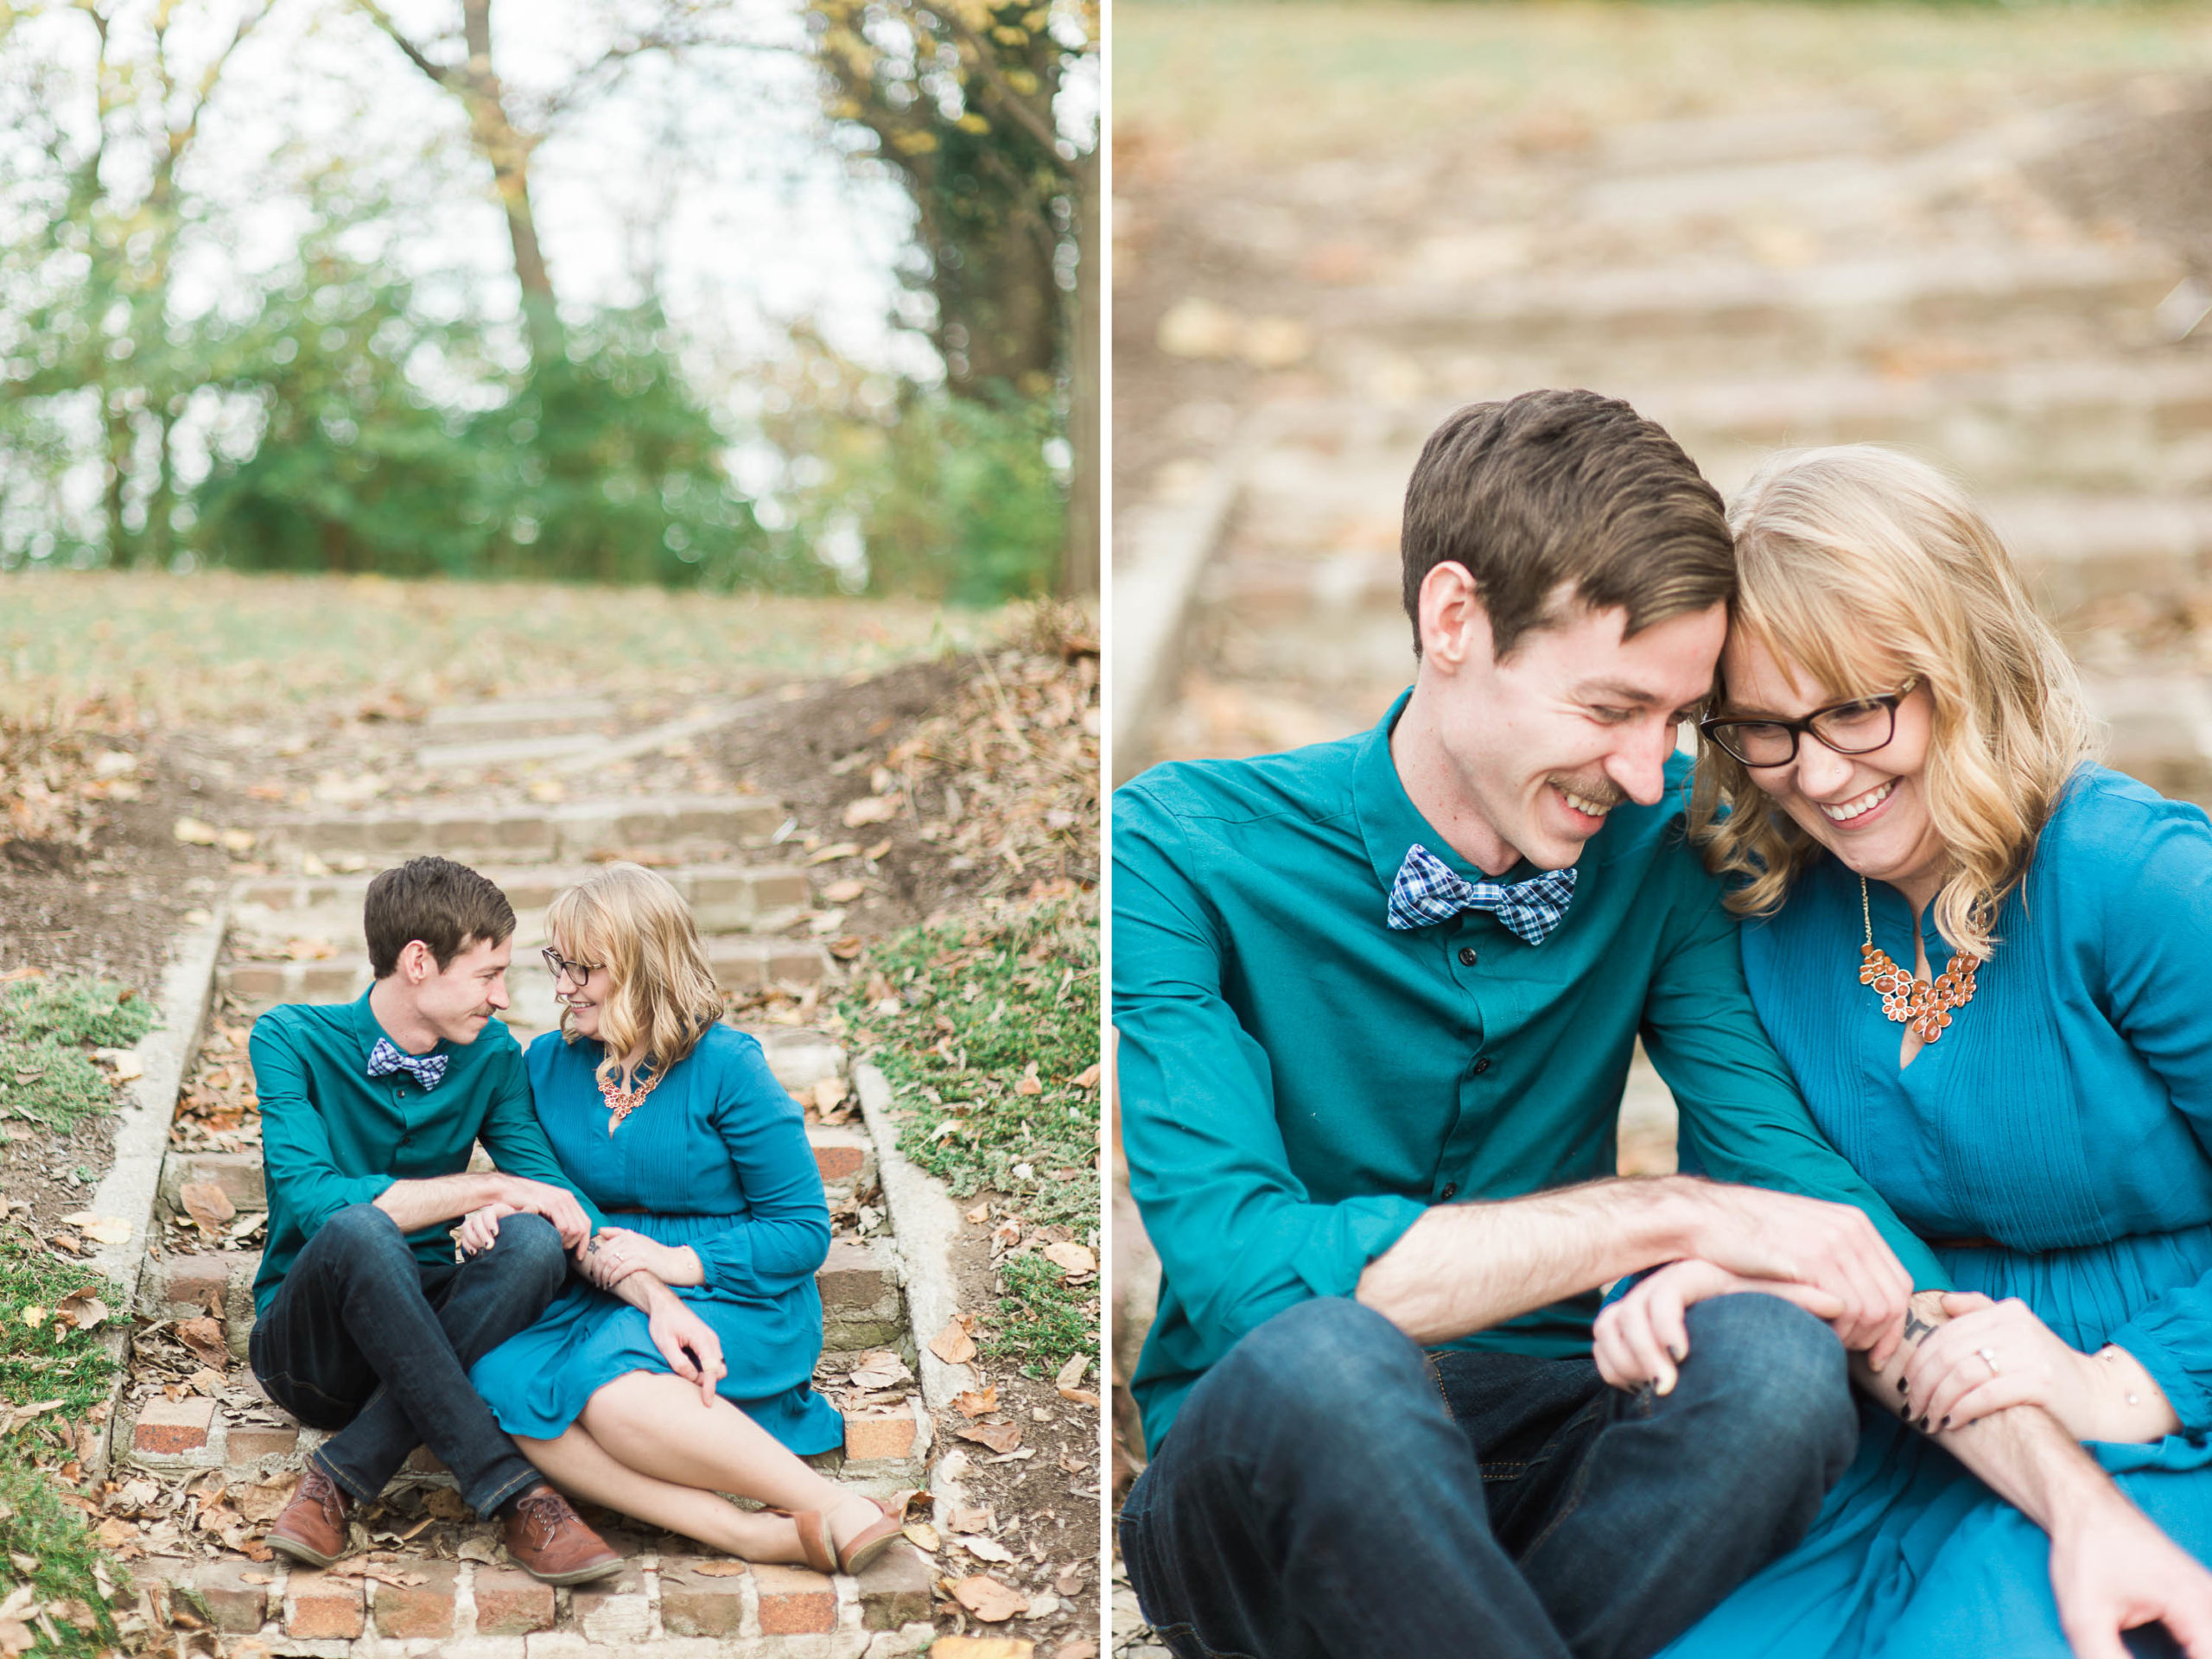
[578,1373,884,1549]
[513,1424,806,1562]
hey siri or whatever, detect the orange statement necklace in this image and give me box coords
[1858,875,1978,1045]
[600,1066,661,1134]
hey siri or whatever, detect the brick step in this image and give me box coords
[233,861,813,938]
[1312,242,2180,365]
[133,1538,932,1650]
[155,1127,878,1235]
[127,1377,928,1492]
[218,933,830,1012]
[251,796,786,870]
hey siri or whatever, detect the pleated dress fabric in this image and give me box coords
[468,1024,842,1455]
[1664,768,2212,1659]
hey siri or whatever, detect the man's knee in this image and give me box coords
[474,1211,567,1295]
[311,1202,408,1260]
[1195,1297,1432,1458]
[1677,1292,1856,1463]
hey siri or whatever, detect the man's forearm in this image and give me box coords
[600,1265,677,1314]
[1357,1176,1698,1344]
[372,1173,509,1233]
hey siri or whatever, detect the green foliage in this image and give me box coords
[0,978,157,1050]
[0,1039,115,1135]
[837,895,1098,1230]
[986,1251,1092,1377]
[0,1239,124,1657]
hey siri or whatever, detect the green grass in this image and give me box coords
[0,1235,125,1657]
[986,1252,1094,1378]
[0,978,154,1134]
[838,894,1100,1370]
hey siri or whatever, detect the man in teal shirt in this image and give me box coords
[1114,391,1942,1659]
[250,857,721,1584]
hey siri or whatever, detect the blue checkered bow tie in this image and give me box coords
[1387,843,1579,945]
[366,1037,448,1092]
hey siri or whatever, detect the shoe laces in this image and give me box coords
[301,1465,345,1526]
[513,1489,575,1548]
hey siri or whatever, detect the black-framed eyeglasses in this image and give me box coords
[540,945,602,984]
[1699,677,1920,768]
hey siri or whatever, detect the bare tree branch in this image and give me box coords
[350,0,454,87]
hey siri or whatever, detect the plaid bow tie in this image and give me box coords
[367,1037,448,1092]
[1387,843,1579,946]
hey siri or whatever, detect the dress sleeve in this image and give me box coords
[689,1039,832,1296]
[476,1039,609,1235]
[251,1015,395,1236]
[1114,784,1427,1356]
[2086,799,2212,1431]
[1642,836,1950,1292]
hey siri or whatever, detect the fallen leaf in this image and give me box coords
[60,1213,130,1245]
[822,878,866,904]
[1042,1242,1096,1275]
[175,1318,228,1370]
[17,1306,43,1328]
[828,936,864,961]
[929,1640,1033,1659]
[950,1575,1027,1623]
[181,1182,237,1230]
[227,1475,297,1524]
[813,1076,849,1115]
[953,1533,1015,1564]
[842,795,899,828]
[965,1201,991,1224]
[863,838,893,860]
[1055,1353,1090,1391]
[953,1387,998,1418]
[948,1505,991,1533]
[1057,1388,1101,1407]
[1052,1641,1098,1659]
[1053,1564,1086,1598]
[1072,1063,1102,1090]
[423,1489,472,1522]
[805,842,862,865]
[219,829,257,855]
[54,1289,109,1332]
[957,1421,1022,1456]
[172,818,219,846]
[455,1536,499,1563]
[692,1560,747,1577]
[1014,1074,1043,1096]
[902,1522,940,1552]
[930,1315,979,1366]
[107,1052,144,1083]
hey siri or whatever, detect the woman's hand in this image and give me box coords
[1593,1259,1847,1395]
[1899,1293,2179,1441]
[455,1202,518,1257]
[582,1228,703,1291]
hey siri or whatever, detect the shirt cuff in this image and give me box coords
[303,1173,397,1235]
[2109,1309,2212,1437]
[1288,1194,1429,1301]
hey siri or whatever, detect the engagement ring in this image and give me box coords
[1978,1347,1999,1377]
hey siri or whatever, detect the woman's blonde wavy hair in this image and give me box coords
[546,863,727,1085]
[1688,445,2095,962]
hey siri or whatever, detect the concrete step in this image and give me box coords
[1315,243,2181,365]
[424,695,620,735]
[251,796,785,870]
[233,862,811,935]
[130,1538,934,1652]
[219,934,830,1014]
[154,1125,876,1238]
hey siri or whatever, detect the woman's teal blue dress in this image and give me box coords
[1664,767,2212,1657]
[468,1024,842,1455]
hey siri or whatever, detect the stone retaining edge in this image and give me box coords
[84,900,230,1478]
[851,1063,973,1524]
[1109,405,1281,783]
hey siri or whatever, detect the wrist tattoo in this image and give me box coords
[1902,1307,1936,1344]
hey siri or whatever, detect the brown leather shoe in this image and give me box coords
[268,1463,351,1568]
[502,1484,622,1585]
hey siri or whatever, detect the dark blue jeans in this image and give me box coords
[1120,1293,1857,1659]
[248,1203,566,1518]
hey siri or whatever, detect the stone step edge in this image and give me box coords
[232,862,820,915]
[154,1130,878,1223]
[132,1538,935,1647]
[254,795,785,849]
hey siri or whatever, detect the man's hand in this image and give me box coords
[489,1175,592,1255]
[1674,1181,1913,1366]
[2050,1488,2212,1659]
[643,1289,727,1408]
[1592,1260,1846,1395]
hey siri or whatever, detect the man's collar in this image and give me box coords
[1352,688,1538,899]
[357,982,448,1062]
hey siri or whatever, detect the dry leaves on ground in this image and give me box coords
[950,1574,1027,1622]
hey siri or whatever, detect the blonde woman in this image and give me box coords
[1590,446,2212,1656]
[461,864,901,1574]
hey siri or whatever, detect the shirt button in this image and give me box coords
[1473,1058,1492,1075]
[1458,946,1478,967]
[1440,1183,1459,1202]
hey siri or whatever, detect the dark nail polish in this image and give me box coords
[1939,1417,1950,1432]
[1916,1414,1929,1430]
[1895,1376,1908,1395]
[1897,1405,1910,1421]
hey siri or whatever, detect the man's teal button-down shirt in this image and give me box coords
[1113,691,1944,1457]
[251,988,608,1314]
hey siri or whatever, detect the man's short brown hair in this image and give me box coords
[364,856,517,978]
[1400,388,1734,660]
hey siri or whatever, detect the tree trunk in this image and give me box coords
[459,0,562,366]
[1060,147,1100,595]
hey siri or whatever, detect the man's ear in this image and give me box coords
[1417,561,1494,671]
[396,939,435,984]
